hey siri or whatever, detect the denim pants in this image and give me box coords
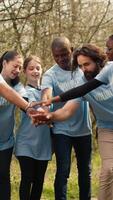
[53,134,92,200]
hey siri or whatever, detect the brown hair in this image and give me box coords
[72,44,107,71]
[23,55,41,71]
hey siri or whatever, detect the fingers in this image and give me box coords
[31,100,52,107]
[29,111,51,126]
[27,106,52,126]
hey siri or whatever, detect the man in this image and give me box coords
[38,44,113,200]
[41,36,92,200]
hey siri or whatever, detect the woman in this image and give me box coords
[0,51,27,200]
[15,55,52,200]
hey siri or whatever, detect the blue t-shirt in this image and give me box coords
[96,61,113,84]
[0,82,26,150]
[81,62,113,129]
[0,74,5,83]
[42,64,92,137]
[15,85,52,160]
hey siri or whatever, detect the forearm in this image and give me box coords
[50,101,79,121]
[51,79,104,102]
[51,108,72,121]
[0,82,29,111]
[42,88,53,100]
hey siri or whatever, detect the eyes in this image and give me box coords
[106,47,113,52]
[27,66,41,72]
[78,62,91,68]
[13,65,21,70]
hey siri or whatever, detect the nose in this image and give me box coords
[16,67,21,74]
[80,65,85,72]
[33,68,39,74]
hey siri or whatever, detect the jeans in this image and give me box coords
[0,147,13,200]
[53,134,92,200]
[17,156,48,200]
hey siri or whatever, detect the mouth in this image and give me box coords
[11,73,18,78]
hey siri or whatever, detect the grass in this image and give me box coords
[11,149,101,200]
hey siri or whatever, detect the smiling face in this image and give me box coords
[24,59,42,87]
[77,55,99,80]
[1,55,22,81]
[52,46,72,70]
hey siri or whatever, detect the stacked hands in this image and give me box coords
[27,99,53,126]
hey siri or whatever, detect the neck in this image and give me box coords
[1,71,11,84]
[27,80,40,88]
[60,64,71,71]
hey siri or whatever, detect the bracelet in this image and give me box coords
[25,102,33,112]
[52,96,61,103]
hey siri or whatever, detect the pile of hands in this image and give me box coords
[27,99,53,126]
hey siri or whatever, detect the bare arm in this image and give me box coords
[47,100,80,121]
[41,88,53,101]
[0,81,29,111]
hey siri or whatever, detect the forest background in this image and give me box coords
[0,0,113,199]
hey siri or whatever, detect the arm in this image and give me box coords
[41,88,53,101]
[0,81,30,111]
[46,100,80,121]
[51,79,104,103]
[31,100,80,125]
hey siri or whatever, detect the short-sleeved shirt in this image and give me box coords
[81,62,113,129]
[0,82,26,151]
[42,64,92,137]
[15,85,52,160]
[96,61,113,84]
[0,74,5,83]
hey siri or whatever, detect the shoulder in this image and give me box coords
[43,64,59,76]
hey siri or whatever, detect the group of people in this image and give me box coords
[0,35,113,200]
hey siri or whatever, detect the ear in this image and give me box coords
[2,60,7,68]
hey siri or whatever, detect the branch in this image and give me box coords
[0,0,55,22]
[87,0,110,42]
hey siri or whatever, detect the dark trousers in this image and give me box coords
[0,147,13,200]
[53,134,92,200]
[17,156,48,200]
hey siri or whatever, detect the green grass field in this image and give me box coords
[11,150,101,200]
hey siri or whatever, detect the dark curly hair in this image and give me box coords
[72,44,107,72]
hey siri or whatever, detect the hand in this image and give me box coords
[27,107,50,126]
[30,109,53,126]
[32,99,52,107]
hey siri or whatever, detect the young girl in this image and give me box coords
[0,51,25,200]
[15,55,52,200]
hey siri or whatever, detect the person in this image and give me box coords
[0,71,32,111]
[37,44,113,200]
[15,55,52,200]
[106,35,113,61]
[41,36,92,200]
[0,50,29,200]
